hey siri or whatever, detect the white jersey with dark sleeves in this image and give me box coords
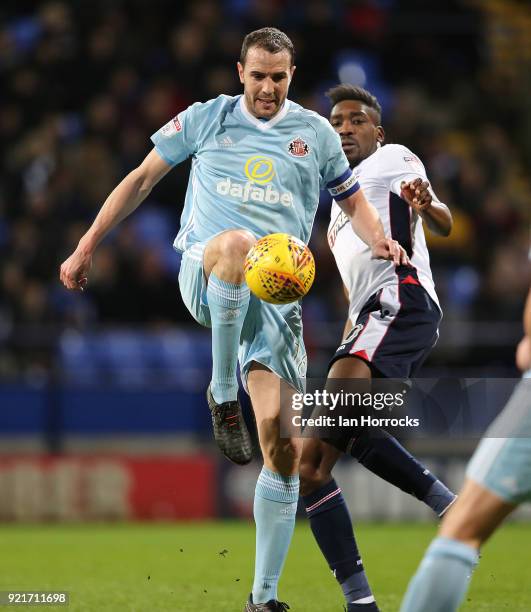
[327,143,440,324]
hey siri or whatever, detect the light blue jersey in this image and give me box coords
[151,94,359,252]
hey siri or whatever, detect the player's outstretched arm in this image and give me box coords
[400,178,453,237]
[339,188,409,265]
[60,149,172,291]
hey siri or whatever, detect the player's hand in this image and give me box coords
[59,248,92,291]
[371,238,409,266]
[400,178,432,213]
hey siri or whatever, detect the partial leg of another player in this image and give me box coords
[300,438,379,611]
[245,362,302,611]
[299,356,454,611]
[203,229,256,464]
[400,478,515,612]
[401,375,531,612]
[323,356,455,514]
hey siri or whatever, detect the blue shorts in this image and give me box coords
[466,379,531,504]
[178,242,307,392]
[329,270,442,378]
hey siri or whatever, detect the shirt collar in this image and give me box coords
[239,95,290,131]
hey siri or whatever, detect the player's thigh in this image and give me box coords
[467,381,531,503]
[203,229,255,278]
[439,478,516,547]
[247,361,300,429]
[247,362,303,460]
[325,357,372,422]
[328,355,372,379]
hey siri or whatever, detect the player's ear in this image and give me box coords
[237,62,245,84]
[289,65,296,81]
[376,125,385,145]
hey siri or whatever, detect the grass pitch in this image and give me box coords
[0,521,529,611]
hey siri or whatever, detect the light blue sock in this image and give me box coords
[206,273,250,404]
[400,537,479,612]
[252,467,299,603]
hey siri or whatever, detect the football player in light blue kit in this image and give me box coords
[60,28,408,611]
[400,287,531,612]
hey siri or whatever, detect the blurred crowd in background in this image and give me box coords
[0,0,530,381]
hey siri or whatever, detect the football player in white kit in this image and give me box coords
[299,85,455,611]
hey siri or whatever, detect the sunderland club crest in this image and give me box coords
[288,137,310,157]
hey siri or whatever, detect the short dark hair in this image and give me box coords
[240,27,295,66]
[326,84,382,123]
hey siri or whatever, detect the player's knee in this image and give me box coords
[439,504,487,547]
[272,438,301,465]
[440,519,485,548]
[219,230,256,262]
[263,438,302,476]
[439,510,490,547]
[299,460,330,496]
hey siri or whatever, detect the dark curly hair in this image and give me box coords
[326,84,382,123]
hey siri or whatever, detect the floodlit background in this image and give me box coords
[0,0,529,524]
